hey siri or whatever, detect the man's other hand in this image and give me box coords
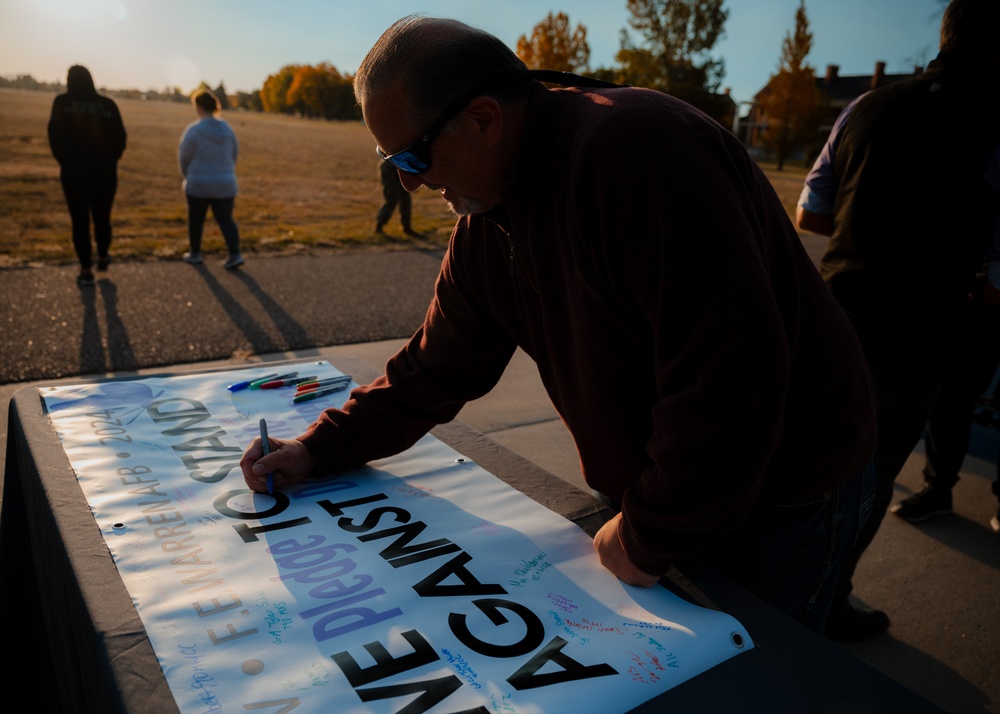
[593,513,662,587]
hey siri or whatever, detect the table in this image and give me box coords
[1,357,943,713]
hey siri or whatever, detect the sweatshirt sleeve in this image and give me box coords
[623,190,791,573]
[573,105,799,575]
[178,125,194,177]
[47,97,68,165]
[105,98,127,160]
[298,220,517,476]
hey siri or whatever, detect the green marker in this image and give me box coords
[295,375,352,393]
[249,371,297,389]
[293,383,349,403]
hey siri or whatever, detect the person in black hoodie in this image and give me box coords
[796,0,1000,640]
[48,65,127,286]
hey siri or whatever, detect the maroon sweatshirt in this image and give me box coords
[300,84,876,575]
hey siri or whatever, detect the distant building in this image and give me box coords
[700,86,738,132]
[736,61,923,161]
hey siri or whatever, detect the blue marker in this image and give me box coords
[228,373,278,392]
[259,418,274,495]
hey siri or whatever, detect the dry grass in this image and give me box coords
[0,87,808,268]
[0,88,456,267]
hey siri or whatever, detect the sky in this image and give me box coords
[0,0,946,108]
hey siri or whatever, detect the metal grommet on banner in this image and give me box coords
[243,659,265,675]
[112,522,127,535]
[731,632,746,649]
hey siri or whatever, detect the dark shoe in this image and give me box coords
[77,270,95,287]
[973,397,1000,430]
[824,600,890,641]
[403,228,423,238]
[890,483,952,523]
[96,255,110,272]
[183,251,204,264]
[223,254,244,270]
[374,223,385,235]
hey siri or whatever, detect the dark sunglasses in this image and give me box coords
[376,70,623,176]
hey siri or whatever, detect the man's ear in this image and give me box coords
[464,96,504,147]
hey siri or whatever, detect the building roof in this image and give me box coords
[753,61,923,103]
[814,62,922,102]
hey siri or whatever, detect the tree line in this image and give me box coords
[2,1,848,162]
[248,0,856,166]
[245,1,742,127]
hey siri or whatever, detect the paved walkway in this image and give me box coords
[1,251,998,713]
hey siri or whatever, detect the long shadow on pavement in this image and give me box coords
[187,263,302,355]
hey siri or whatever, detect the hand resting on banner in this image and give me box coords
[594,513,662,588]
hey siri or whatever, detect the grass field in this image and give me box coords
[0,87,809,268]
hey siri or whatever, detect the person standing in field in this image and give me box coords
[178,89,243,269]
[375,159,421,237]
[47,64,127,287]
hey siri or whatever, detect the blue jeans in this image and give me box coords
[697,460,875,633]
[598,460,875,634]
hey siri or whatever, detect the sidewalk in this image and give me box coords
[1,252,998,713]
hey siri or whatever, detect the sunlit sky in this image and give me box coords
[0,0,944,106]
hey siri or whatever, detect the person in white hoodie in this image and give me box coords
[178,89,243,269]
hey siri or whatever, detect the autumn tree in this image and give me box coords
[286,63,357,120]
[759,0,823,170]
[615,0,729,116]
[231,90,262,112]
[213,82,230,110]
[286,66,324,116]
[260,64,302,114]
[516,11,590,73]
[260,63,359,120]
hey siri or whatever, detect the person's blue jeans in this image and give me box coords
[697,460,875,632]
[186,194,240,256]
[597,460,875,634]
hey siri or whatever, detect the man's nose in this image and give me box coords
[399,171,424,192]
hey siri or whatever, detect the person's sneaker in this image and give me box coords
[824,599,890,641]
[183,251,204,264]
[973,397,1000,430]
[889,483,952,523]
[96,255,111,272]
[223,254,244,270]
[76,270,95,286]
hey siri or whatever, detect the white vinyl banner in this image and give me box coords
[42,361,752,714]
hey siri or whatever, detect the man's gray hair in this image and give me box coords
[354,15,528,128]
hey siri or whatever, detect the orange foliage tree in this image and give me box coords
[516,11,590,73]
[261,63,359,120]
[286,63,358,120]
[260,64,302,114]
[760,0,823,169]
